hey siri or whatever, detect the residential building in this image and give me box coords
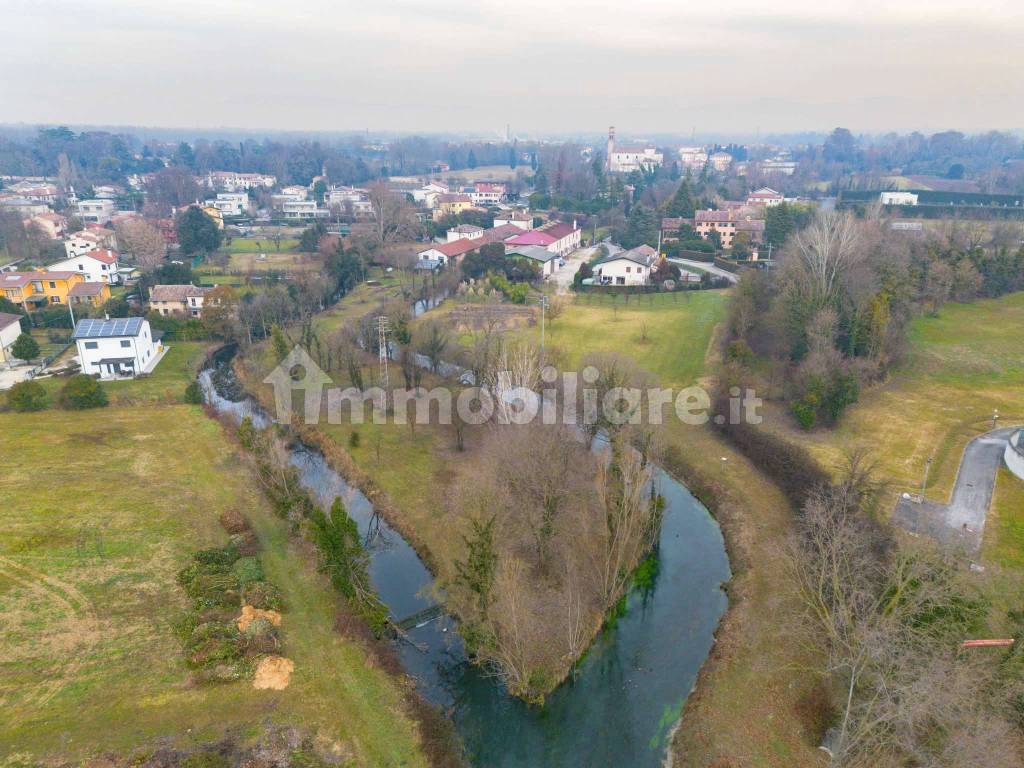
[678,146,709,170]
[694,209,766,249]
[9,182,59,203]
[758,159,798,176]
[73,316,164,380]
[880,191,919,206]
[537,220,581,257]
[204,192,250,218]
[63,229,115,257]
[493,210,533,230]
[68,281,112,308]
[0,312,23,365]
[325,187,374,217]
[434,193,475,219]
[29,212,67,239]
[281,200,327,221]
[417,236,485,266]
[506,245,559,277]
[709,152,733,172]
[470,182,506,206]
[0,197,50,217]
[592,245,658,286]
[77,199,117,225]
[205,171,277,191]
[746,187,784,207]
[606,127,663,173]
[48,249,121,285]
[0,271,85,308]
[447,224,485,242]
[661,217,693,241]
[149,284,213,317]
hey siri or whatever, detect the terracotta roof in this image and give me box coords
[450,224,484,234]
[84,248,118,264]
[0,312,22,331]
[540,222,577,241]
[69,282,108,297]
[149,284,211,302]
[496,210,531,221]
[423,238,486,259]
[474,182,506,192]
[483,224,523,242]
[438,194,472,204]
[1,271,79,288]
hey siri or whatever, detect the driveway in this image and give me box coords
[0,364,35,391]
[550,246,597,294]
[893,427,1017,554]
[667,257,738,284]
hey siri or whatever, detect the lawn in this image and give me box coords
[525,290,728,387]
[984,467,1024,569]
[0,406,427,765]
[226,251,324,273]
[221,237,300,254]
[762,293,1024,503]
[31,341,212,407]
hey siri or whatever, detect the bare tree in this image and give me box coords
[790,210,863,308]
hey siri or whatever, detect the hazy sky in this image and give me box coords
[2,0,1022,137]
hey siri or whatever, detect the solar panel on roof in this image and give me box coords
[73,317,144,340]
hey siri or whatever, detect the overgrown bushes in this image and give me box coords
[59,374,108,409]
[5,380,48,412]
[174,511,284,684]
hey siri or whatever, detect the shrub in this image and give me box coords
[58,374,108,410]
[348,430,361,448]
[218,509,249,534]
[10,332,40,362]
[184,380,204,404]
[183,621,243,669]
[6,380,48,412]
[232,556,264,586]
[242,580,283,611]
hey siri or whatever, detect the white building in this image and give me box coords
[592,245,658,286]
[679,146,709,170]
[606,126,663,174]
[281,200,327,221]
[76,199,117,225]
[205,171,277,191]
[470,182,506,206]
[0,312,23,366]
[493,210,533,230]
[149,284,212,318]
[709,152,733,172]
[72,316,165,380]
[204,192,249,218]
[63,230,113,257]
[746,187,785,207]
[48,249,121,285]
[446,224,485,242]
[880,191,919,206]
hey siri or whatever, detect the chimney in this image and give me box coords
[105,313,110,320]
[573,219,577,230]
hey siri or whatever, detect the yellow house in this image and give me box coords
[433,193,475,221]
[68,281,113,308]
[0,270,89,309]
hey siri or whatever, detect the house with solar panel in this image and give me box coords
[72,317,166,380]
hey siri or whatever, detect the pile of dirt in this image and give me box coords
[237,604,282,632]
[253,655,294,690]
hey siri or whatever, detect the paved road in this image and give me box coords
[667,257,738,284]
[550,246,596,294]
[0,364,34,391]
[893,427,1016,554]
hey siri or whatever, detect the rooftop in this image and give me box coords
[73,317,146,340]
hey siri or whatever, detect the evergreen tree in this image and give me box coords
[10,332,39,362]
[176,206,222,255]
[664,178,695,218]
[467,149,478,169]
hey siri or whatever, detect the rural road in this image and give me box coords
[893,426,1017,554]
[550,245,597,294]
[667,258,738,284]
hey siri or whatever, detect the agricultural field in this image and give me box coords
[433,164,533,183]
[0,406,427,765]
[226,251,325,273]
[221,236,300,254]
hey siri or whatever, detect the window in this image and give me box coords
[84,341,98,349]
[120,340,131,348]
[49,281,56,288]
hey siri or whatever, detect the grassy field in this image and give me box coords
[985,467,1024,569]
[226,251,324,273]
[762,293,1024,503]
[0,406,427,765]
[434,165,532,183]
[221,237,300,254]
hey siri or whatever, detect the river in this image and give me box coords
[200,347,730,767]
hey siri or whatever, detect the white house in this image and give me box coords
[606,127,663,174]
[76,199,117,225]
[746,188,785,207]
[493,210,533,230]
[880,191,919,206]
[0,312,23,366]
[281,200,327,221]
[205,171,276,191]
[72,316,165,380]
[204,192,249,218]
[446,224,485,242]
[48,249,121,285]
[470,182,506,206]
[592,245,658,286]
[679,146,709,170]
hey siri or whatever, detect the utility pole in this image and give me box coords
[921,456,933,501]
[377,315,390,391]
[993,409,1000,430]
[536,294,549,362]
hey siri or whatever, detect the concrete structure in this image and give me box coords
[281,200,327,221]
[149,284,212,318]
[0,312,22,365]
[73,317,164,380]
[48,249,121,285]
[592,245,657,286]
[880,191,919,206]
[606,127,663,174]
[77,199,117,225]
[746,188,784,207]
[1006,430,1024,481]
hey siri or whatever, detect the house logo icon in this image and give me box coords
[262,346,333,424]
